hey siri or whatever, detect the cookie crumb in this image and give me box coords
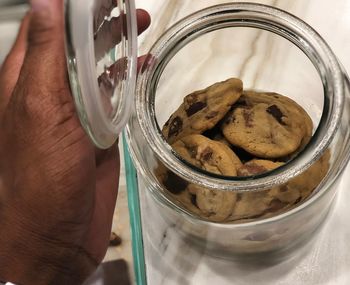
[110,232,122,246]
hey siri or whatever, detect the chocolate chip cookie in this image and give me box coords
[162,78,243,144]
[231,160,291,221]
[229,152,330,222]
[170,134,242,221]
[222,91,313,158]
[172,134,242,174]
[237,159,283,177]
[284,149,330,202]
[159,78,328,224]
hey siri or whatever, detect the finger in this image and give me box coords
[0,13,31,113]
[136,9,151,35]
[11,0,71,112]
[94,9,151,60]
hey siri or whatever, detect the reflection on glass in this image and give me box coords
[93,0,128,121]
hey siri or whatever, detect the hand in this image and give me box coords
[0,0,150,284]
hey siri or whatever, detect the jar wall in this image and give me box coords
[140,174,338,259]
[127,61,350,257]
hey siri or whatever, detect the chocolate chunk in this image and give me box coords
[268,199,287,212]
[168,116,183,138]
[164,171,188,194]
[186,101,207,117]
[279,185,289,193]
[185,93,199,105]
[190,194,198,207]
[205,111,219,120]
[242,109,253,127]
[238,163,267,176]
[266,105,286,125]
[201,147,213,161]
[186,146,198,159]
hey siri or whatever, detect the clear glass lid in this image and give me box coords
[65,0,137,149]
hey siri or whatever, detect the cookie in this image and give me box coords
[283,149,330,201]
[172,134,242,175]
[231,160,290,221]
[162,78,243,144]
[230,151,330,222]
[170,134,243,221]
[237,159,283,177]
[222,91,313,158]
[203,125,256,163]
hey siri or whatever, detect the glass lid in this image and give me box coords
[65,0,137,149]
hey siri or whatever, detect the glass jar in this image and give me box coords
[64,1,350,262]
[124,3,350,260]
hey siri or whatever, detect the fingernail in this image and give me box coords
[30,0,50,12]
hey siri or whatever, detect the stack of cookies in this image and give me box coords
[159,78,330,223]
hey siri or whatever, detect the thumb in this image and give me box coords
[22,0,66,86]
[13,0,70,112]
[27,0,64,53]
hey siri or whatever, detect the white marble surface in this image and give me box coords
[134,0,350,284]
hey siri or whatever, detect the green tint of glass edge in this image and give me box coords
[122,133,147,285]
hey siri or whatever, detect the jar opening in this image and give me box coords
[135,3,344,192]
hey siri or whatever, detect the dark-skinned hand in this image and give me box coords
[0,0,150,284]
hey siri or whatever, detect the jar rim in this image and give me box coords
[134,3,344,193]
